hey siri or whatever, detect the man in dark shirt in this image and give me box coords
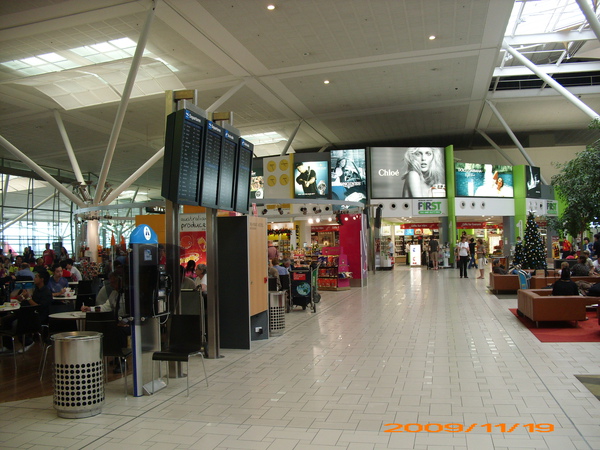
[296,164,317,195]
[552,271,579,296]
[492,259,507,275]
[593,234,600,258]
[570,256,590,277]
[0,271,52,353]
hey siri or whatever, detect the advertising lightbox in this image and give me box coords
[330,149,367,207]
[370,147,446,198]
[455,163,514,197]
[526,165,542,198]
[294,160,329,199]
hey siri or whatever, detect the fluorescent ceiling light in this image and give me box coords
[1,37,177,79]
[242,131,287,145]
[11,57,184,110]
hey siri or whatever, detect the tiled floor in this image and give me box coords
[1,266,600,449]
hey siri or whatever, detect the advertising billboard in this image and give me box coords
[330,149,367,207]
[370,147,446,198]
[294,160,329,199]
[526,165,542,198]
[455,163,513,197]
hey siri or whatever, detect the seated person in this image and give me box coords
[180,265,195,290]
[15,263,34,280]
[552,270,579,296]
[32,258,47,274]
[59,260,72,279]
[272,258,288,277]
[81,272,129,373]
[282,258,294,272]
[194,264,207,293]
[570,256,591,277]
[582,250,594,270]
[492,259,507,275]
[565,251,577,260]
[268,263,281,290]
[65,259,82,282]
[1,271,52,353]
[47,265,69,297]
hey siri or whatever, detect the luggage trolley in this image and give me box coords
[289,263,320,313]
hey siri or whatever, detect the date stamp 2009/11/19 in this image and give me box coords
[384,423,554,433]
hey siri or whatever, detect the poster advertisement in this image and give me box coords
[370,147,446,198]
[294,160,329,199]
[330,149,367,207]
[526,165,542,198]
[179,214,206,265]
[250,165,263,200]
[455,163,514,197]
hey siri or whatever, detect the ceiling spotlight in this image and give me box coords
[308,218,313,224]
[277,207,283,215]
[267,4,275,10]
[323,80,330,84]
[328,217,332,222]
[315,218,320,223]
[261,209,268,215]
[300,207,307,215]
[429,35,436,40]
[313,207,321,214]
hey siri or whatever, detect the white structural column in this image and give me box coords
[101,147,165,205]
[53,110,85,185]
[485,101,548,185]
[206,81,246,114]
[86,219,100,263]
[280,120,303,156]
[93,0,158,204]
[0,135,84,206]
[475,128,517,165]
[502,41,600,121]
[576,0,600,43]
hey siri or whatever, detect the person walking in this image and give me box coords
[476,238,486,279]
[456,236,470,279]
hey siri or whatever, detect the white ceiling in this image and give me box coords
[0,0,599,222]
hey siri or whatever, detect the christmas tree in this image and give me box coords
[520,211,547,270]
[513,240,523,265]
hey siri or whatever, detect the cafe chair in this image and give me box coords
[151,315,208,397]
[85,320,132,397]
[0,306,42,370]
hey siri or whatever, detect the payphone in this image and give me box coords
[128,224,171,396]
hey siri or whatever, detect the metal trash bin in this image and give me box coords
[269,291,285,332]
[52,331,104,418]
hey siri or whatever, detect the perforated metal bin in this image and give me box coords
[51,331,104,418]
[269,291,286,332]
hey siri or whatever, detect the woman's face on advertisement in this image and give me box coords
[412,149,433,172]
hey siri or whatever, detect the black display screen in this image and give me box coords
[217,129,239,211]
[234,138,254,214]
[160,109,204,205]
[199,121,223,209]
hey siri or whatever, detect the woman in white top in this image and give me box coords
[475,239,486,279]
[456,236,470,279]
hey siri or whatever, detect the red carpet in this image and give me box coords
[510,309,600,343]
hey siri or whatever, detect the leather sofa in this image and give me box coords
[516,289,600,327]
[529,270,600,289]
[489,270,534,294]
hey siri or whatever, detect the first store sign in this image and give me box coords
[413,199,447,216]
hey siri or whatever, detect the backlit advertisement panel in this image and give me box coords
[370,147,446,198]
[455,163,513,197]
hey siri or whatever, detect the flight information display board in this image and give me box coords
[161,109,204,205]
[217,129,239,211]
[199,120,223,209]
[234,138,254,214]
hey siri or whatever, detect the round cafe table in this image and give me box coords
[49,311,86,330]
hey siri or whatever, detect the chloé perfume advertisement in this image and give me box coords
[370,147,446,198]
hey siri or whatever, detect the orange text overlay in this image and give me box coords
[384,423,554,433]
